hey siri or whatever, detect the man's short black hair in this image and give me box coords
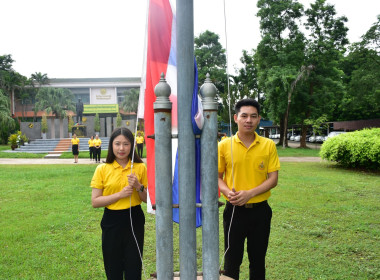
[235,98,260,115]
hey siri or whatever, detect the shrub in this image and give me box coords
[94,113,100,132]
[68,115,74,133]
[116,113,122,127]
[41,114,48,133]
[320,128,380,170]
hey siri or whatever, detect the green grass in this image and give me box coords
[1,144,314,159]
[276,146,320,157]
[0,163,378,279]
[0,145,46,158]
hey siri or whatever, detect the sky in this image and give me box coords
[1,0,379,79]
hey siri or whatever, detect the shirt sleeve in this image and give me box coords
[267,141,280,173]
[218,141,226,174]
[91,165,105,189]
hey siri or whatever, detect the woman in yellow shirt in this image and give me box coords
[88,135,95,161]
[93,134,102,163]
[91,127,147,279]
[71,133,80,163]
[136,132,144,158]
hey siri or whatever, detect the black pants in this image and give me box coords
[89,147,94,160]
[101,206,145,280]
[223,201,272,280]
[137,143,143,158]
[95,147,101,161]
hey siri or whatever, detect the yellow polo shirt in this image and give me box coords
[136,136,144,144]
[93,138,102,147]
[71,138,80,145]
[218,132,280,203]
[91,160,148,210]
[88,139,95,147]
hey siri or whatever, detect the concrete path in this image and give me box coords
[0,157,322,165]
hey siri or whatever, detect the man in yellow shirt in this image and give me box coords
[218,99,280,280]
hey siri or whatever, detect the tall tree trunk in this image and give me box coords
[300,124,308,148]
[59,118,64,139]
[278,117,285,146]
[50,117,55,139]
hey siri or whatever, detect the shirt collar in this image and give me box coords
[234,132,261,147]
[111,159,132,169]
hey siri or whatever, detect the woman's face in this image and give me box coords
[112,135,131,161]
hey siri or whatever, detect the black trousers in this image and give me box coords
[101,206,145,280]
[223,201,272,280]
[95,147,101,161]
[89,147,94,160]
[137,143,143,158]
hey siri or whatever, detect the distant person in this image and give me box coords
[136,132,144,158]
[88,135,95,161]
[218,98,280,280]
[71,133,80,163]
[76,98,84,124]
[91,127,147,279]
[94,134,102,163]
[221,133,227,141]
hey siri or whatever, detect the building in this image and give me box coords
[15,77,142,140]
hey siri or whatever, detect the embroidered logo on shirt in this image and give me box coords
[258,161,265,170]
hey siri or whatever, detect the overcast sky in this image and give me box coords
[1,0,379,79]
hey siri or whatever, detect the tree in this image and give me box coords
[298,0,349,147]
[122,88,139,113]
[338,16,380,120]
[282,64,315,148]
[116,112,122,128]
[30,72,49,121]
[0,89,16,144]
[256,0,305,145]
[94,113,100,133]
[34,87,75,139]
[194,30,227,94]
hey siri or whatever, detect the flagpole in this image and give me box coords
[177,0,197,279]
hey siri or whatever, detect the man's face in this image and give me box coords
[234,105,261,134]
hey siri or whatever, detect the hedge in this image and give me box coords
[320,128,380,170]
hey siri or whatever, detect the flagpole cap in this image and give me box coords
[154,73,172,110]
[200,73,218,110]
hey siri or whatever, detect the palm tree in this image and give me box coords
[0,89,15,143]
[121,88,139,113]
[30,72,49,121]
[35,87,75,139]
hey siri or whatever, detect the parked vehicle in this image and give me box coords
[326,131,346,139]
[309,136,316,143]
[294,135,301,141]
[315,135,326,143]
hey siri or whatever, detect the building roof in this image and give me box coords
[332,119,380,131]
[42,77,141,88]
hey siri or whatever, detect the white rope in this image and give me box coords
[128,88,147,280]
[220,0,236,273]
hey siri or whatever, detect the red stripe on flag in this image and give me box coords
[144,0,173,206]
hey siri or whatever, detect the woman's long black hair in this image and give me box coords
[105,127,143,164]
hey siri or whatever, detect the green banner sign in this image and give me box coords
[83,104,119,114]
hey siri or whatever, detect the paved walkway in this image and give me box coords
[0,157,322,165]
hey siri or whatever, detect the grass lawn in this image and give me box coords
[0,162,378,279]
[1,144,316,159]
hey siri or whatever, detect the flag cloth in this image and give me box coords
[139,0,203,227]
[138,0,177,214]
[172,59,203,227]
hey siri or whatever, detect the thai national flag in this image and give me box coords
[138,0,203,227]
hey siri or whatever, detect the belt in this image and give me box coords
[227,200,268,208]
[244,200,267,208]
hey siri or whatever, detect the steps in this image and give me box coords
[13,138,109,154]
